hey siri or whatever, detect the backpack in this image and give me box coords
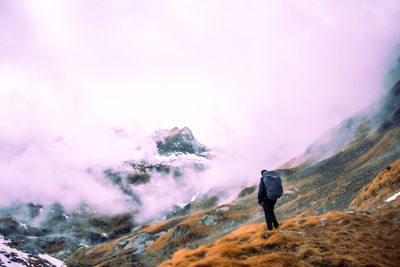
[262,171,283,200]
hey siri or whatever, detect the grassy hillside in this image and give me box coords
[160,210,400,267]
[275,126,400,219]
[349,158,400,211]
[160,157,400,266]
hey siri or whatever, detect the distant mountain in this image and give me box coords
[153,127,211,158]
[101,127,213,204]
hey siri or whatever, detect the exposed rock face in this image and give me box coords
[0,234,65,267]
[153,127,210,157]
[320,218,328,226]
[279,230,307,238]
[200,214,218,226]
[171,225,192,239]
[121,232,158,254]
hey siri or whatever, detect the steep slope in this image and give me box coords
[276,126,400,219]
[273,80,400,218]
[281,79,400,169]
[160,210,400,267]
[349,158,400,211]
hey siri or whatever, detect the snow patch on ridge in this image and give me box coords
[0,234,65,267]
[385,191,400,202]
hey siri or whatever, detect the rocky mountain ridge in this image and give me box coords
[152,127,211,158]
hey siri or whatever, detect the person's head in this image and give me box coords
[261,170,267,176]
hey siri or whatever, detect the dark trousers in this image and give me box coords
[262,198,279,230]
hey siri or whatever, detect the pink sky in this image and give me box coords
[1,0,400,211]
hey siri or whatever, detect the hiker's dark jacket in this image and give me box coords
[258,178,268,204]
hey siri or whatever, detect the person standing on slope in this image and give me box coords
[258,169,283,230]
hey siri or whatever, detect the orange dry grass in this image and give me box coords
[94,251,134,267]
[160,210,400,267]
[71,241,119,265]
[147,206,248,253]
[142,217,183,235]
[349,158,400,210]
[160,224,304,267]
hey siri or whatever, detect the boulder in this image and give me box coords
[200,215,218,226]
[216,206,230,213]
[279,230,307,238]
[172,225,191,238]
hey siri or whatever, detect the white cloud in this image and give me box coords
[0,0,399,212]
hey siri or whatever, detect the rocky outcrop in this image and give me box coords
[153,127,210,157]
[66,202,256,266]
[0,203,136,262]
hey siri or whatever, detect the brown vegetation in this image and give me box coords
[349,158,400,210]
[147,205,250,253]
[141,217,184,235]
[160,210,400,267]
